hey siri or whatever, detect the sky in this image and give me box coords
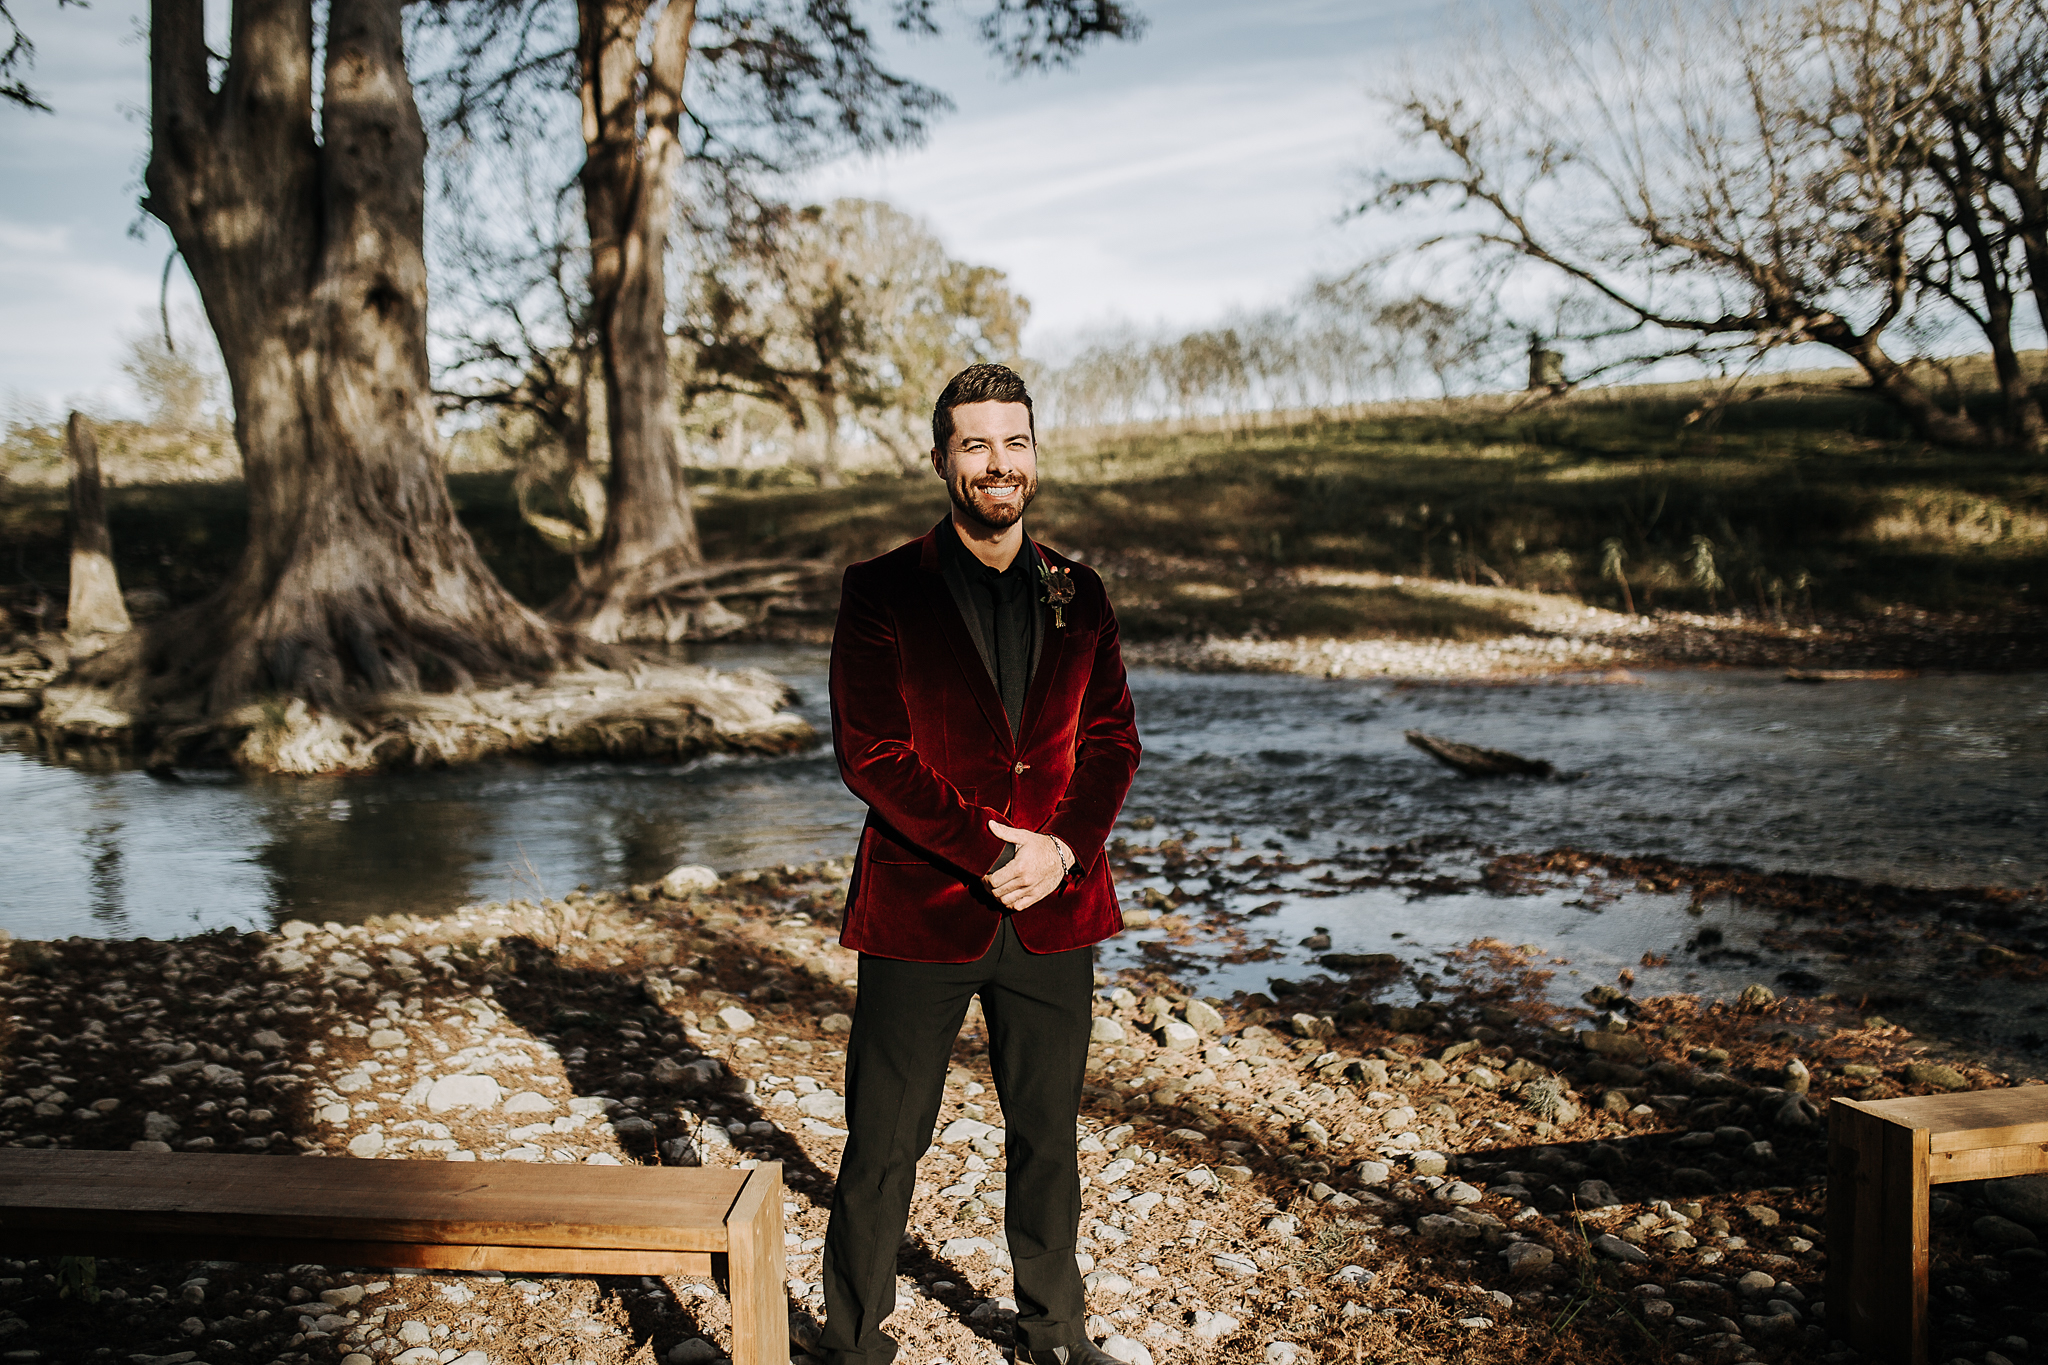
[0,0,1457,416]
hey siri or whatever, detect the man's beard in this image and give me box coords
[949,469,1037,530]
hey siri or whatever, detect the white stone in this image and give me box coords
[397,1320,431,1346]
[251,1030,286,1050]
[1158,1020,1200,1051]
[1090,1017,1127,1044]
[1264,1343,1304,1365]
[798,1092,847,1121]
[1101,1336,1154,1365]
[1191,1310,1240,1340]
[427,1074,504,1113]
[1083,1271,1134,1297]
[1212,1252,1259,1277]
[503,1091,555,1114]
[393,1348,441,1365]
[940,1117,995,1145]
[715,1006,756,1033]
[340,1355,372,1365]
[367,1028,406,1050]
[1183,999,1226,1033]
[347,1131,385,1159]
[448,1353,489,1365]
[661,864,721,897]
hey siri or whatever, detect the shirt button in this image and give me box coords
[1013,762,1027,774]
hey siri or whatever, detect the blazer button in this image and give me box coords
[1013,761,1029,774]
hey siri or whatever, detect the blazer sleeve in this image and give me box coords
[830,561,1011,875]
[1040,580,1141,878]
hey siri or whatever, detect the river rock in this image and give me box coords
[714,1005,756,1033]
[1183,999,1225,1034]
[367,1028,405,1050]
[1738,983,1776,1008]
[1350,1159,1392,1186]
[1903,1061,1971,1092]
[1101,1337,1153,1365]
[1417,1214,1482,1243]
[798,1091,846,1121]
[143,1111,180,1142]
[503,1091,554,1114]
[660,865,720,898]
[1781,1059,1810,1094]
[1442,1181,1483,1205]
[1410,1150,1448,1177]
[1592,1233,1649,1263]
[1157,1020,1199,1051]
[1502,1242,1554,1275]
[1083,1270,1134,1297]
[1984,1175,2048,1227]
[348,1131,385,1158]
[667,1338,721,1365]
[426,1074,502,1112]
[1264,1343,1303,1365]
[1973,1214,2039,1250]
[1191,1310,1240,1339]
[1091,1017,1127,1044]
[1579,1030,1649,1063]
[1577,1179,1622,1208]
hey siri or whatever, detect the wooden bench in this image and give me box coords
[0,1150,788,1365]
[1827,1090,2048,1365]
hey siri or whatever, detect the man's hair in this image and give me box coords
[932,363,1034,453]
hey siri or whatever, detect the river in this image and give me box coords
[4,647,2044,1016]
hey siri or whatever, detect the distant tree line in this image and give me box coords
[1029,279,1499,429]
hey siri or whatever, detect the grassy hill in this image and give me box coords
[4,373,2042,646]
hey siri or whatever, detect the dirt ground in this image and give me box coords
[2,852,2046,1365]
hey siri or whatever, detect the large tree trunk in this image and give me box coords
[553,0,704,642]
[102,0,567,748]
[64,413,133,641]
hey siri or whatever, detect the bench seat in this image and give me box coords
[0,1150,788,1365]
[1827,1089,2048,1365]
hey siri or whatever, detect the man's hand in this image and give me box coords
[985,820,1071,912]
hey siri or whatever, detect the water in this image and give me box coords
[5,650,2046,987]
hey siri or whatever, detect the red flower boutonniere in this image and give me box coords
[1037,561,1076,629]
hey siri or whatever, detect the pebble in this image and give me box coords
[1101,1337,1154,1365]
[1264,1341,1304,1364]
[1191,1310,1240,1339]
[1593,1233,1650,1264]
[1502,1242,1554,1274]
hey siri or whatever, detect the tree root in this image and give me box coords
[553,554,837,643]
[35,661,814,774]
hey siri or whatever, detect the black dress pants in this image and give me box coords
[819,918,1095,1365]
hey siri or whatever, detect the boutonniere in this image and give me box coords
[1037,561,1076,628]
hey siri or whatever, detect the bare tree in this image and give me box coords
[424,0,1142,639]
[682,197,1029,482]
[99,0,570,751]
[1362,0,2028,447]
[0,0,85,110]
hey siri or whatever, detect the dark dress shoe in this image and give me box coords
[1016,1341,1123,1365]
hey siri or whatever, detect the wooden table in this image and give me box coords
[1827,1090,2048,1365]
[0,1150,788,1365]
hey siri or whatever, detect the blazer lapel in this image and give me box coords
[1017,537,1066,740]
[918,527,1012,741]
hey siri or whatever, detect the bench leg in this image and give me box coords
[1828,1104,1929,1365]
[725,1163,789,1365]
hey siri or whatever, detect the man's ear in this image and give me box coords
[930,446,946,478]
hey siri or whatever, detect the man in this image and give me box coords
[820,363,1142,1365]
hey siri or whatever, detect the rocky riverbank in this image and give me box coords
[1,865,2045,1365]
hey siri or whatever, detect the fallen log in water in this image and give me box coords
[1783,668,1920,683]
[1403,729,1555,778]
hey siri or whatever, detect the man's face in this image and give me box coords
[933,400,1038,531]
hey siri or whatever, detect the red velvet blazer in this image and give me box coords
[829,522,1142,962]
